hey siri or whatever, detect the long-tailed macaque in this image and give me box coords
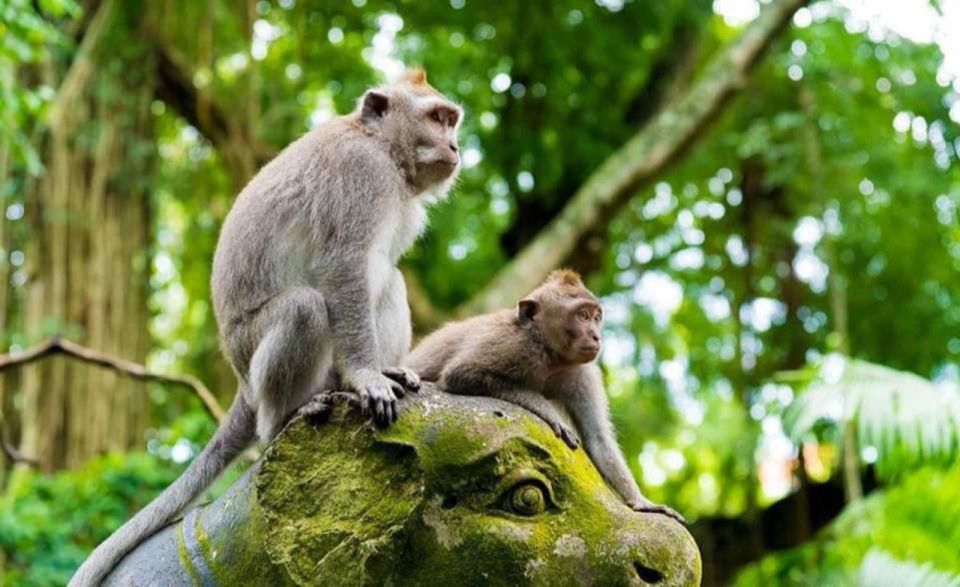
[404,270,683,523]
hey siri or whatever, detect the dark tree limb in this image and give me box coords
[154,44,276,169]
[0,410,38,466]
[456,0,807,317]
[0,336,225,422]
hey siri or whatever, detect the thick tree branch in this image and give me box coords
[0,336,225,422]
[154,44,276,169]
[457,0,806,317]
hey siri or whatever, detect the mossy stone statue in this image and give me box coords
[106,386,701,585]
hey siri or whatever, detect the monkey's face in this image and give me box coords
[563,298,603,364]
[358,74,463,196]
[533,293,603,366]
[410,93,463,193]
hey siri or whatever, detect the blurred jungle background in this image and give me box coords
[1,0,959,584]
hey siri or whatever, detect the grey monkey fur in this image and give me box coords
[70,70,462,587]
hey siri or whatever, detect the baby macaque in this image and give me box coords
[404,270,683,522]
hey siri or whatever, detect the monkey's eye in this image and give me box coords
[499,481,549,517]
[577,309,591,321]
[431,110,442,124]
[594,312,602,324]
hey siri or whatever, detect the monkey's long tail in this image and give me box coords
[68,393,256,587]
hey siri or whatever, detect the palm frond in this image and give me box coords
[783,354,960,477]
[858,549,960,587]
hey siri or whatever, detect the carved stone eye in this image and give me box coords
[508,483,546,516]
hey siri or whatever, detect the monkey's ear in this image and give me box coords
[518,299,540,324]
[361,91,390,122]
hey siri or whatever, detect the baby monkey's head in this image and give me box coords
[356,69,463,197]
[518,269,604,366]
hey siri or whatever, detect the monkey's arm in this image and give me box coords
[325,257,406,425]
[555,365,684,523]
[489,389,580,450]
[439,361,579,449]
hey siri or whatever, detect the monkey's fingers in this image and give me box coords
[550,422,580,450]
[329,391,363,407]
[382,367,421,393]
[296,394,334,424]
[388,378,408,399]
[358,391,372,418]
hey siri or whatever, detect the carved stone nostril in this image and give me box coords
[633,562,664,584]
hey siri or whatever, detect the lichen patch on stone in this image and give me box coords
[553,533,587,558]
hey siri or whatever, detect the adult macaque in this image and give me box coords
[71,69,462,586]
[404,270,683,523]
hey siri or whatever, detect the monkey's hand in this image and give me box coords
[381,366,421,394]
[295,393,335,425]
[547,420,580,450]
[629,499,686,524]
[343,368,404,427]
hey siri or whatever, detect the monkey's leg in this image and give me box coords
[246,287,332,441]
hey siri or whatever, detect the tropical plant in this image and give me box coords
[783,354,960,480]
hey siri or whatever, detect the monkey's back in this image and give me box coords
[404,310,529,381]
[211,116,404,329]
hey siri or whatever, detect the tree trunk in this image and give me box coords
[20,0,156,471]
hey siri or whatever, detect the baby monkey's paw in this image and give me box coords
[630,499,686,524]
[548,420,580,450]
[296,393,334,425]
[382,366,421,395]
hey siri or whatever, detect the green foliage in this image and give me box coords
[858,549,960,587]
[783,354,960,478]
[735,465,960,585]
[4,0,960,583]
[0,453,180,587]
[0,0,80,173]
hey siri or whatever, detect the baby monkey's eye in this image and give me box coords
[499,481,550,517]
[431,110,442,123]
[594,313,602,323]
[578,310,590,321]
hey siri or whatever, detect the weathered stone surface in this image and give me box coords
[107,386,701,585]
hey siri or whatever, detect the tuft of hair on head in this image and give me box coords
[545,268,583,287]
[399,68,429,87]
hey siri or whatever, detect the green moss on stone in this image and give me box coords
[248,388,701,585]
[177,520,202,587]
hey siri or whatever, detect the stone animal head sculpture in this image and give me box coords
[106,388,701,586]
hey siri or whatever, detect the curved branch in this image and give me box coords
[0,336,225,422]
[0,409,38,466]
[456,0,807,317]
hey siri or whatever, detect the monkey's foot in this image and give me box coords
[296,393,335,425]
[631,501,686,524]
[548,420,580,450]
[382,367,421,395]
